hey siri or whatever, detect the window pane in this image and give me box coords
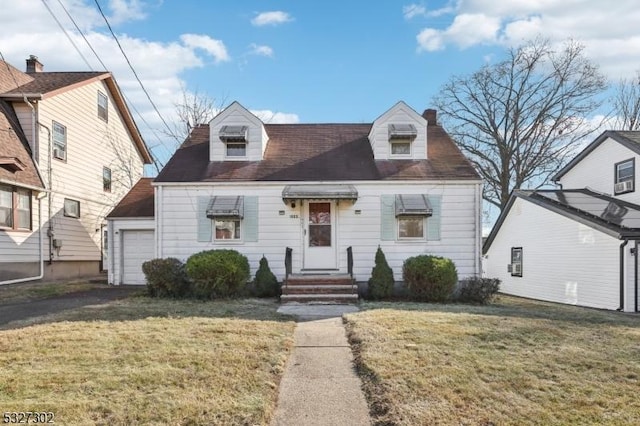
[392,142,411,155]
[103,167,112,192]
[64,199,80,218]
[0,186,12,227]
[53,121,67,159]
[309,225,331,246]
[215,219,240,239]
[617,161,634,181]
[16,190,30,229]
[226,143,246,157]
[309,202,331,224]
[398,216,423,238]
[98,92,108,121]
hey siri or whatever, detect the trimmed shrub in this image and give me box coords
[142,257,190,298]
[367,246,394,300]
[455,277,501,304]
[253,256,280,297]
[402,255,457,302]
[185,249,250,299]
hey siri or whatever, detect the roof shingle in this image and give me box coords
[107,177,154,218]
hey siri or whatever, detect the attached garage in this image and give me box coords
[106,178,156,286]
[121,230,155,284]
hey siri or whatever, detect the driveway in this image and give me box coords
[0,286,141,326]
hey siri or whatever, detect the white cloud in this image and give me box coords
[180,34,230,63]
[403,4,427,20]
[251,11,293,27]
[417,28,445,52]
[248,43,274,58]
[252,110,300,124]
[107,0,147,25]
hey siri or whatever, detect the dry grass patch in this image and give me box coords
[0,298,295,425]
[345,296,640,425]
[0,281,106,305]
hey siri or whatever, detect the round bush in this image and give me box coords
[185,249,250,299]
[253,256,280,297]
[402,255,458,302]
[455,277,500,304]
[142,257,190,298]
[367,246,394,300]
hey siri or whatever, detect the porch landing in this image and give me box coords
[281,274,358,304]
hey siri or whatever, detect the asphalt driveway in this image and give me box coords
[0,286,141,326]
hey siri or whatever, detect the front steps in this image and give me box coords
[281,274,358,304]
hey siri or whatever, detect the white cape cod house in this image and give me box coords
[108,101,483,298]
[484,131,640,312]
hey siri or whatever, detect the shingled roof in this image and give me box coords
[0,100,43,189]
[155,120,480,182]
[107,177,154,218]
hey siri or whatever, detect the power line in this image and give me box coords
[40,0,93,70]
[54,0,107,71]
[93,0,181,148]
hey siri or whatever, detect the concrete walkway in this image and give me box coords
[272,305,371,426]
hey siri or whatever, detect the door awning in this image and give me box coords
[206,196,244,218]
[282,184,358,202]
[395,194,432,216]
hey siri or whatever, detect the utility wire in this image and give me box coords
[93,0,181,148]
[54,0,107,71]
[40,0,93,70]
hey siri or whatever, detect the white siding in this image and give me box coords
[208,102,268,162]
[559,137,640,204]
[367,102,427,160]
[35,79,144,262]
[0,194,41,263]
[157,181,481,282]
[484,197,626,311]
[107,218,155,285]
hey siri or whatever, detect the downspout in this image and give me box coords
[618,240,629,311]
[156,185,162,259]
[635,240,638,313]
[37,122,54,264]
[475,182,481,276]
[0,197,44,285]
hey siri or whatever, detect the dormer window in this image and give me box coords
[219,125,248,159]
[388,124,416,157]
[614,158,635,194]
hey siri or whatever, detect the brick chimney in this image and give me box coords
[422,109,437,126]
[26,55,43,73]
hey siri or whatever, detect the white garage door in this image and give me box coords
[122,230,155,285]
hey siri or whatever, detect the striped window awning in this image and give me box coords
[282,184,358,202]
[206,196,244,218]
[395,194,432,217]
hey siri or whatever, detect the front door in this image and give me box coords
[303,201,337,269]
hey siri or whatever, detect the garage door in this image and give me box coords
[122,230,155,285]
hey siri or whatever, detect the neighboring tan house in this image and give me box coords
[484,131,640,312]
[108,101,483,302]
[0,55,152,283]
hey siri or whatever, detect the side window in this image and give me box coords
[64,198,81,218]
[614,159,634,194]
[103,167,112,192]
[511,247,523,277]
[52,121,67,161]
[98,91,108,122]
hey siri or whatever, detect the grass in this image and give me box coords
[0,281,106,305]
[345,295,640,426]
[0,297,295,425]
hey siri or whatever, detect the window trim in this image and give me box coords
[614,158,635,194]
[97,91,108,122]
[52,121,67,161]
[225,142,248,159]
[0,185,32,231]
[103,166,112,192]
[397,215,425,240]
[511,247,523,277]
[63,198,81,218]
[390,140,412,157]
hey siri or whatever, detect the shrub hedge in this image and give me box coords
[185,249,250,299]
[367,246,394,300]
[253,256,280,297]
[142,257,190,298]
[456,277,500,304]
[402,255,457,302]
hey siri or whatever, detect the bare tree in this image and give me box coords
[433,38,607,210]
[612,71,640,130]
[163,86,224,142]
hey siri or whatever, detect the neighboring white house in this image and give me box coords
[108,101,483,294]
[484,131,640,312]
[0,55,152,283]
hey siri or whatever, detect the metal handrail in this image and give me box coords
[284,247,292,289]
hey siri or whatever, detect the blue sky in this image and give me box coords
[1,0,639,168]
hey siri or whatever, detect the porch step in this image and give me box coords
[282,284,355,295]
[281,294,359,304]
[286,274,353,286]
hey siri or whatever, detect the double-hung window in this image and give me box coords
[52,121,67,161]
[395,194,432,240]
[219,126,248,159]
[206,196,243,241]
[511,247,523,277]
[103,167,112,192]
[98,91,108,122]
[614,159,634,194]
[0,185,32,230]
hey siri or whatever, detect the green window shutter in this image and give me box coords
[197,196,212,242]
[243,196,259,242]
[427,195,441,241]
[380,195,396,241]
